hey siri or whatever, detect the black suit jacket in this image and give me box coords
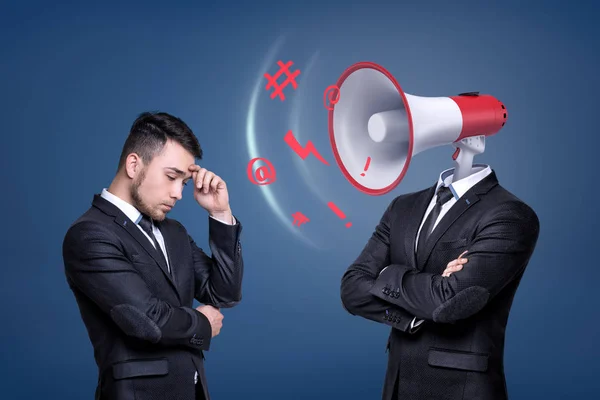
[340,170,539,400]
[62,194,243,400]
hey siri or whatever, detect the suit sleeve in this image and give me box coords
[189,215,243,308]
[368,201,540,322]
[340,196,423,334]
[63,221,213,350]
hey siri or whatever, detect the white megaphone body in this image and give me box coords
[328,61,508,195]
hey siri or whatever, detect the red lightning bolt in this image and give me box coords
[284,130,329,166]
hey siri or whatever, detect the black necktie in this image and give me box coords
[417,185,454,256]
[138,214,169,273]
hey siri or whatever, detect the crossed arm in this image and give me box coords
[340,197,425,333]
[341,197,540,329]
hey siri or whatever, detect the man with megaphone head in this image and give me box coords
[335,62,540,400]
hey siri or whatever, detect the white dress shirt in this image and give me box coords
[100,188,235,274]
[414,164,492,251]
[407,164,492,331]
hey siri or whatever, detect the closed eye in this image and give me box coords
[167,175,190,187]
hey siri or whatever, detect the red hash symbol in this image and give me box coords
[264,61,300,101]
[284,130,329,166]
[292,211,309,227]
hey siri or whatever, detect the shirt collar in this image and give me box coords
[436,164,492,200]
[101,188,144,224]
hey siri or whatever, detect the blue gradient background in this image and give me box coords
[2,1,599,399]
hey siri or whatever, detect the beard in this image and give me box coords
[130,167,166,221]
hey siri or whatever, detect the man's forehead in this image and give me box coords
[158,141,195,165]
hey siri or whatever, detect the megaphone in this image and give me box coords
[328,61,507,195]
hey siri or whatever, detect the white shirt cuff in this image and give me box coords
[210,215,236,225]
[410,317,425,330]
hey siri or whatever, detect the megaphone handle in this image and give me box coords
[452,138,480,182]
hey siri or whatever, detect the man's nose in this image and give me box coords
[171,187,183,201]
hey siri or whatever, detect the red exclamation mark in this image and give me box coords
[328,201,352,228]
[360,156,371,177]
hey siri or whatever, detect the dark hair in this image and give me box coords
[117,111,202,172]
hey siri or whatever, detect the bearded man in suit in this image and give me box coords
[63,111,244,400]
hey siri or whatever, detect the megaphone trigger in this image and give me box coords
[452,148,460,161]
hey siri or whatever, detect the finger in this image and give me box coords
[448,266,464,275]
[454,257,469,265]
[202,171,214,193]
[188,164,201,172]
[210,176,221,192]
[452,251,469,264]
[195,168,207,190]
[196,168,207,189]
[202,177,211,193]
[442,264,464,276]
[446,258,466,268]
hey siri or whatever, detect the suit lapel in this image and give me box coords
[416,192,481,269]
[155,220,183,301]
[92,194,182,302]
[404,186,437,269]
[411,170,500,270]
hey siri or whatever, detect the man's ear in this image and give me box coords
[124,153,142,179]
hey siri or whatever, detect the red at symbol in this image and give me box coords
[323,85,340,111]
[247,157,277,185]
